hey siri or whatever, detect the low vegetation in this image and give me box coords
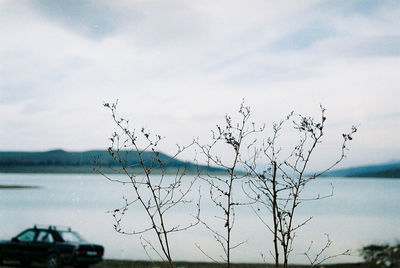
[360,243,400,267]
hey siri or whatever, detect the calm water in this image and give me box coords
[0,173,399,264]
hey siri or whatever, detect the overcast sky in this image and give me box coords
[0,0,399,169]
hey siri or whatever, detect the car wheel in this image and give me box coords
[46,254,61,268]
[21,260,31,267]
[75,264,89,268]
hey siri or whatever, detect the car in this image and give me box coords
[0,225,104,268]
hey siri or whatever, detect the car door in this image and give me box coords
[30,230,55,261]
[4,229,37,261]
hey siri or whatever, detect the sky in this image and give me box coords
[0,0,399,169]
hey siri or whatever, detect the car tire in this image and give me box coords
[75,264,90,268]
[46,253,61,268]
[21,260,31,267]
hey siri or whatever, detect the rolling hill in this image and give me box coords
[0,149,223,174]
[323,161,400,178]
[1,150,398,177]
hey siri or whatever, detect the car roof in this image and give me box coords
[32,225,73,232]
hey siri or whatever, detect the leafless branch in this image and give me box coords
[304,234,351,266]
[195,100,263,268]
[244,105,356,268]
[98,101,200,268]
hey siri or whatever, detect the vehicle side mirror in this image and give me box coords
[11,237,19,243]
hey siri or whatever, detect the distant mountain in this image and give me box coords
[323,161,400,178]
[0,150,224,174]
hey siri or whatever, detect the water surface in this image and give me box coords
[0,174,398,264]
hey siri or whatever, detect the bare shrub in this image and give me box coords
[244,105,356,268]
[97,101,200,268]
[194,101,263,267]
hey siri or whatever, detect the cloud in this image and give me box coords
[29,0,131,39]
[272,24,335,51]
[0,0,399,167]
[316,0,398,16]
[313,35,400,57]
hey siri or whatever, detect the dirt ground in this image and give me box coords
[92,260,376,268]
[0,259,376,268]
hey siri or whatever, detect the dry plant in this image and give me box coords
[97,100,357,268]
[244,105,357,268]
[360,243,400,267]
[303,234,350,266]
[97,101,200,268]
[194,102,263,267]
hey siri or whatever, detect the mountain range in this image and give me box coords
[323,161,400,178]
[0,149,222,174]
[0,150,399,178]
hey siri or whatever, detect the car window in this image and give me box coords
[36,231,54,243]
[17,230,36,242]
[60,231,85,243]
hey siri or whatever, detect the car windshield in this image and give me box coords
[59,231,86,243]
[17,230,36,242]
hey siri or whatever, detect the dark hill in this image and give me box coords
[0,150,223,174]
[324,161,400,178]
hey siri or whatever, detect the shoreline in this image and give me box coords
[0,184,41,189]
[90,260,374,268]
[0,260,374,268]
[0,166,230,175]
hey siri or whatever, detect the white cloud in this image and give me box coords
[0,0,399,168]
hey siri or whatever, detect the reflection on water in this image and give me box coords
[0,173,399,264]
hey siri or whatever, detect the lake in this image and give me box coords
[0,173,399,264]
